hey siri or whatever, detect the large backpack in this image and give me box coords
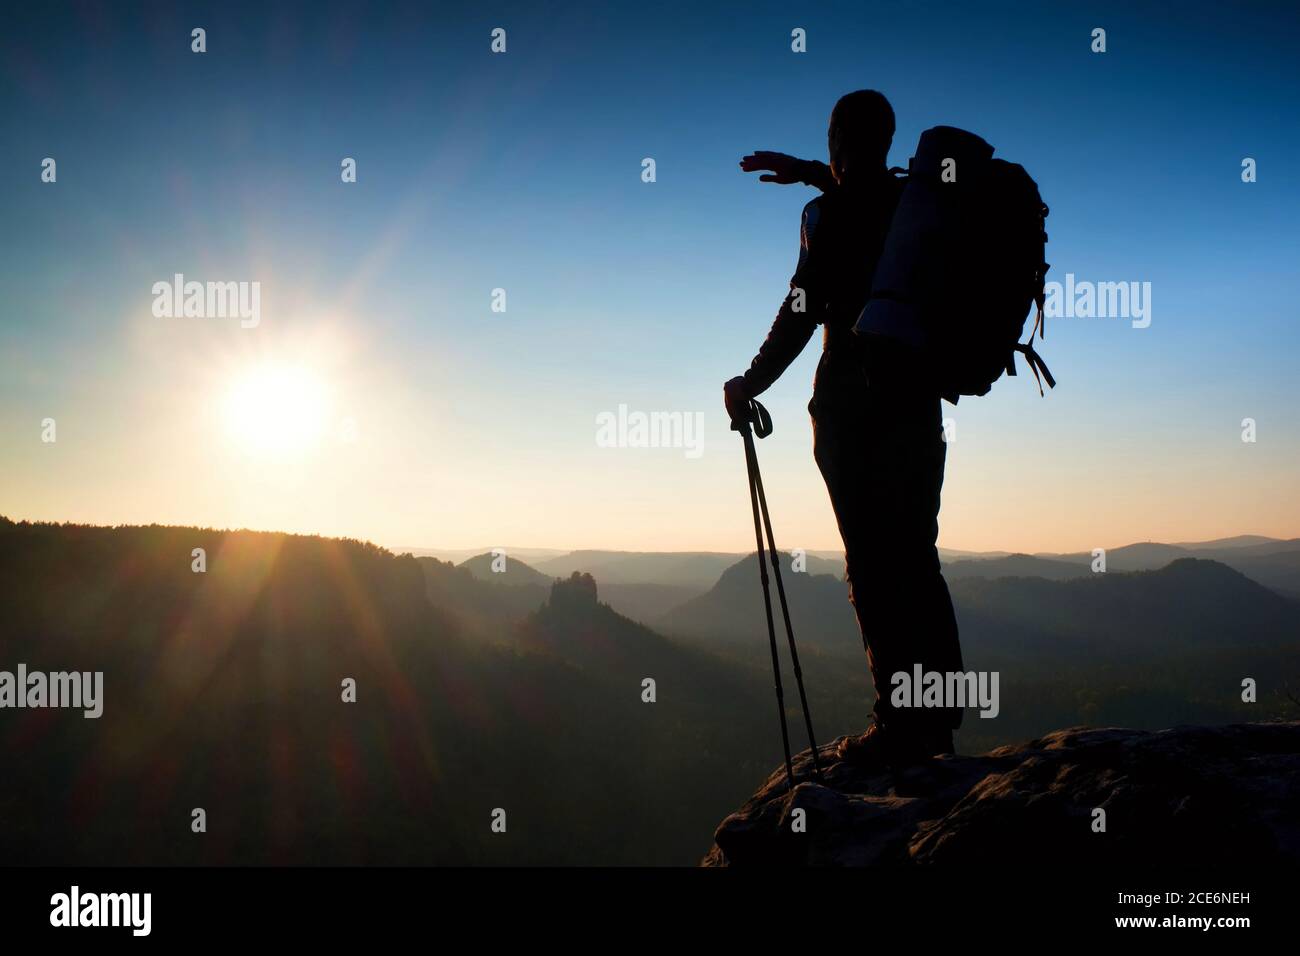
[855,126,1054,403]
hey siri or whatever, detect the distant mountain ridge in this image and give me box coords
[940,553,1090,582]
[1034,538,1300,598]
[443,552,712,626]
[397,535,1300,598]
[658,552,857,650]
[458,551,555,587]
[528,550,838,590]
[951,557,1299,666]
[661,553,1300,683]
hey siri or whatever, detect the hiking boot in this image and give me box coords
[835,723,891,766]
[836,722,953,768]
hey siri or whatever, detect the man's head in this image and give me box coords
[828,90,895,183]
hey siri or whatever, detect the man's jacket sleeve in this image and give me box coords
[741,199,824,397]
[797,159,837,193]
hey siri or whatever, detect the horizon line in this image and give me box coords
[3,512,1297,560]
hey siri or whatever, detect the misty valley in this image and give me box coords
[1,516,1297,866]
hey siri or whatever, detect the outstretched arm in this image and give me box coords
[739,151,836,192]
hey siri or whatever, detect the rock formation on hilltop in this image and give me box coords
[548,570,600,611]
[703,721,1300,866]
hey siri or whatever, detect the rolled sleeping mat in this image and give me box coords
[855,126,995,349]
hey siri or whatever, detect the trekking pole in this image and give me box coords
[749,433,825,784]
[734,406,795,788]
[732,397,823,789]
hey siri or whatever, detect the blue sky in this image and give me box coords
[2,0,1297,553]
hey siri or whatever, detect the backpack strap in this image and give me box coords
[1010,341,1056,396]
[1027,261,1049,342]
[1006,261,1056,396]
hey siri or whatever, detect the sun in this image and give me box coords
[222,361,331,455]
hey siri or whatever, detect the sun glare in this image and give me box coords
[222,362,331,455]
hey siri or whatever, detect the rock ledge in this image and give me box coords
[702,721,1300,866]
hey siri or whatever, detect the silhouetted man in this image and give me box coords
[724,90,962,765]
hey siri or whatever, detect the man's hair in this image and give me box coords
[830,90,895,167]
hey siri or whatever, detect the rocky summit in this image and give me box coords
[703,721,1300,866]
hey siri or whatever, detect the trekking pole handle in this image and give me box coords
[729,397,773,439]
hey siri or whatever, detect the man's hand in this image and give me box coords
[723,376,751,424]
[739,151,806,184]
